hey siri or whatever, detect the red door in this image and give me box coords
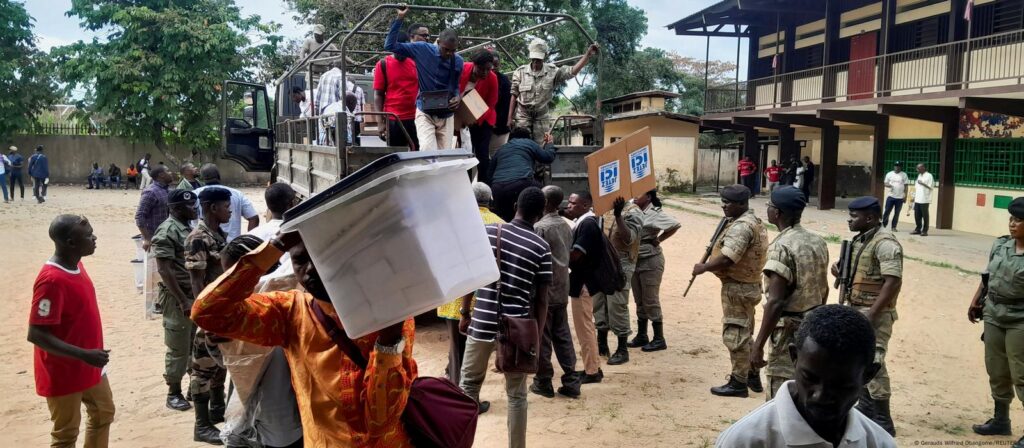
[848,32,878,100]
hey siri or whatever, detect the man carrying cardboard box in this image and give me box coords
[458,51,499,183]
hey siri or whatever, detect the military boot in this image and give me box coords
[608,336,630,365]
[598,329,610,357]
[166,382,192,412]
[747,370,764,393]
[873,399,896,437]
[627,319,649,348]
[209,386,226,424]
[193,393,223,445]
[642,322,667,352]
[973,400,1012,436]
[710,375,749,398]
[854,387,876,420]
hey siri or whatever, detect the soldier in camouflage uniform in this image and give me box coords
[692,185,768,398]
[834,197,903,436]
[970,197,1024,448]
[750,186,829,400]
[151,189,197,412]
[186,187,232,445]
[509,39,599,144]
[595,197,643,366]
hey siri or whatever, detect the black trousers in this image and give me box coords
[445,319,467,387]
[801,177,813,200]
[914,203,930,234]
[9,171,24,199]
[32,177,47,200]
[491,178,539,222]
[469,123,494,185]
[536,304,579,388]
[387,119,419,150]
[882,197,904,229]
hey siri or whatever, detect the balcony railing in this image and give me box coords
[705,29,1024,115]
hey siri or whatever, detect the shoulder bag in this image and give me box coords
[492,224,541,374]
[309,299,478,448]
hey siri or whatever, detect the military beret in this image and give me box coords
[199,187,232,203]
[769,186,807,212]
[168,189,195,205]
[1010,197,1024,220]
[720,184,751,202]
[848,196,881,211]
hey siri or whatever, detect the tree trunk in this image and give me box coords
[152,122,180,168]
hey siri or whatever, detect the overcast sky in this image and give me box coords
[26,0,744,63]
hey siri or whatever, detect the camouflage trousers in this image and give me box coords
[720,281,761,382]
[766,315,803,400]
[513,107,553,145]
[189,328,227,395]
[854,306,897,400]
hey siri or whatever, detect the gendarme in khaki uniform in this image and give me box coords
[510,39,574,145]
[711,209,768,385]
[763,224,829,398]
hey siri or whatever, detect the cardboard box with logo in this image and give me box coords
[585,127,655,215]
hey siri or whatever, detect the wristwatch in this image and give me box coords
[375,338,406,355]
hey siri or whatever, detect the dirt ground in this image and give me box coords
[0,186,1012,447]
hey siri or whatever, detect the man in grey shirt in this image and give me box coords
[530,185,581,399]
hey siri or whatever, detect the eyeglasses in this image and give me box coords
[415,33,430,38]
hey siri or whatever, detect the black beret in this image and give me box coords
[1010,197,1024,220]
[199,186,232,203]
[168,189,195,205]
[721,184,751,202]
[769,186,807,211]
[848,196,880,211]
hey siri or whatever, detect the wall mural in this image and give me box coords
[960,108,1024,138]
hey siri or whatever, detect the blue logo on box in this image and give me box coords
[629,146,651,182]
[598,160,620,197]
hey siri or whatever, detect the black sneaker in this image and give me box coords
[557,385,581,399]
[166,393,192,411]
[529,382,555,398]
[581,369,604,384]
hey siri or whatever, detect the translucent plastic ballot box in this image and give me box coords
[280,150,500,338]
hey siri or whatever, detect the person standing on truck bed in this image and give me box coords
[298,24,338,62]
[459,51,499,184]
[509,39,599,144]
[373,30,420,150]
[384,6,464,151]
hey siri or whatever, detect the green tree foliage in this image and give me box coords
[52,0,281,163]
[0,0,60,139]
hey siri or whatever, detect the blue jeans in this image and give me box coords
[882,197,904,229]
[0,173,8,201]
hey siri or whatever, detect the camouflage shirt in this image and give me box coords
[711,210,768,284]
[186,221,227,287]
[846,227,903,309]
[511,63,574,112]
[763,224,830,314]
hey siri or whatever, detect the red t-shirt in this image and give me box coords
[738,160,756,177]
[373,56,419,121]
[765,165,782,182]
[30,262,104,397]
[458,62,499,126]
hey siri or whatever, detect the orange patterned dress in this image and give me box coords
[192,242,417,447]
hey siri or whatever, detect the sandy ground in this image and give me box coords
[0,186,1012,447]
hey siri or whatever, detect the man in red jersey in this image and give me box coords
[27,214,114,447]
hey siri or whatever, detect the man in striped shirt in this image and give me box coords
[459,187,552,448]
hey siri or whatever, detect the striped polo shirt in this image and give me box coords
[467,219,553,342]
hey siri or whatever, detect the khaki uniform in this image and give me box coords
[185,222,228,395]
[510,63,573,144]
[711,210,768,382]
[632,205,682,322]
[843,227,903,401]
[763,224,830,398]
[594,204,643,337]
[983,236,1024,405]
[151,217,196,385]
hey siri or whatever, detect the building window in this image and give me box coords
[891,16,946,52]
[973,0,1024,37]
[885,139,941,182]
[956,139,1024,190]
[790,45,824,71]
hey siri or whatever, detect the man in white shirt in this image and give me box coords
[289,86,312,118]
[193,164,259,242]
[911,163,934,236]
[716,305,895,448]
[881,162,909,232]
[248,182,299,274]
